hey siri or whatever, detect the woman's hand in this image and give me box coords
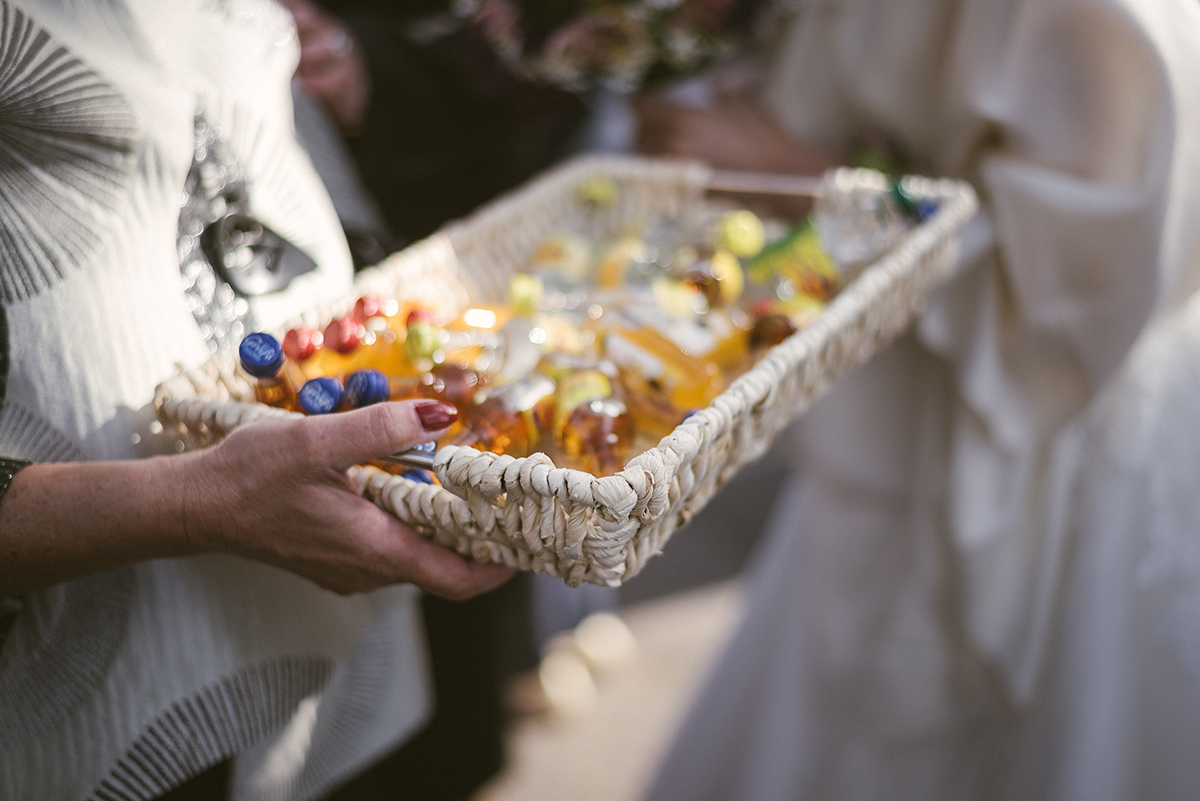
[189,400,513,598]
[635,95,835,175]
[635,94,837,217]
[0,400,513,600]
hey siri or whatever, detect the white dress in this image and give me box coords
[646,0,1200,799]
[0,3,428,800]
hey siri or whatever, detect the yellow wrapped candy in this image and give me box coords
[716,210,765,258]
[592,236,651,289]
[509,273,545,318]
[577,175,618,209]
[529,232,592,283]
[748,224,840,302]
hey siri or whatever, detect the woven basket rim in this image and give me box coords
[154,155,979,585]
[430,162,977,509]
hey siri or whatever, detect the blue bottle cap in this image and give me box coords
[915,199,940,222]
[401,468,434,484]
[345,369,390,408]
[298,377,345,415]
[239,332,285,378]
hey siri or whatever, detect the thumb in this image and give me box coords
[303,400,458,470]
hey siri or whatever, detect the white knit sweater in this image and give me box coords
[0,2,429,799]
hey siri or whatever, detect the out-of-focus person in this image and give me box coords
[0,3,509,800]
[278,0,591,246]
[637,1,1200,800]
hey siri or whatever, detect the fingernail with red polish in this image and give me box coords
[416,401,458,431]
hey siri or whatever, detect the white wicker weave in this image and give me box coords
[156,155,978,587]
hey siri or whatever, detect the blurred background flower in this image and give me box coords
[458,0,768,93]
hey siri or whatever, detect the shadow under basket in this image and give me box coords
[155,155,978,587]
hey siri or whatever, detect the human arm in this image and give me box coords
[0,399,513,599]
[636,94,836,175]
[634,91,837,220]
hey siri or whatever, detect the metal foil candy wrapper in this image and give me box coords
[382,441,437,470]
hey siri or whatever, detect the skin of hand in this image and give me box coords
[0,400,514,600]
[278,0,371,135]
[635,94,836,175]
[635,94,838,218]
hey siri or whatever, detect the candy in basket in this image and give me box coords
[157,156,977,586]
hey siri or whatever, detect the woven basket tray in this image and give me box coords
[156,155,977,587]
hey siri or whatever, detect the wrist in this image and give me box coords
[166,447,233,558]
[0,456,217,596]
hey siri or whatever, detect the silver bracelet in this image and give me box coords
[0,458,30,509]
